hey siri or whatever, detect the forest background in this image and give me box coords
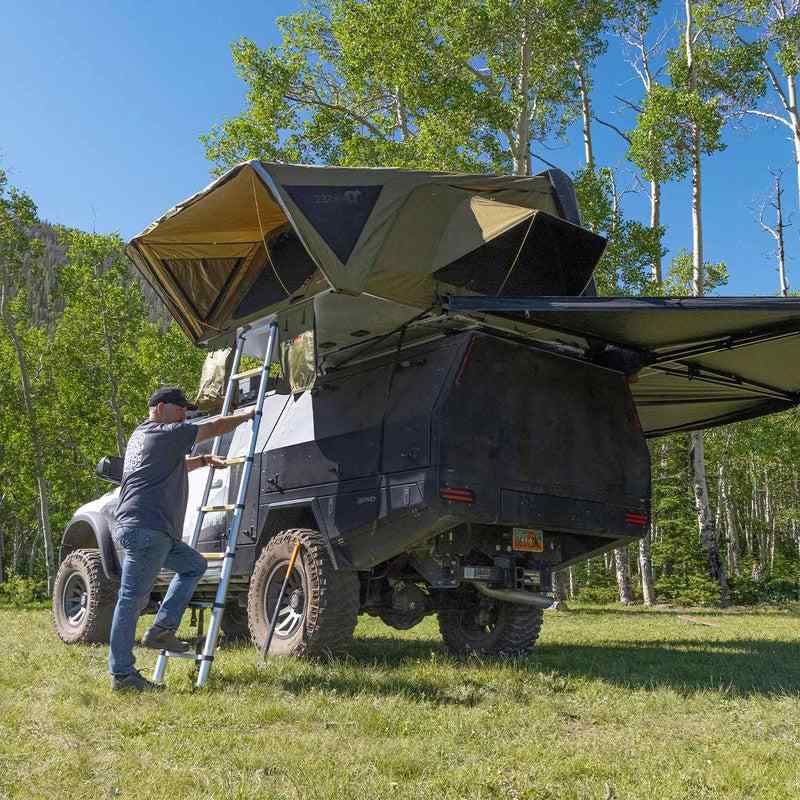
[3,0,800,609]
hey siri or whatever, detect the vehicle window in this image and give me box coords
[191,429,234,458]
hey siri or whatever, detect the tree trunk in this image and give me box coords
[100,309,126,456]
[1,311,56,592]
[575,58,594,170]
[787,73,800,211]
[684,0,728,607]
[690,432,730,606]
[722,470,740,577]
[774,173,789,296]
[395,86,410,141]
[551,569,569,610]
[639,528,656,605]
[614,545,633,604]
[650,179,662,284]
[512,21,532,176]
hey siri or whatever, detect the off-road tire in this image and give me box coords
[220,601,250,641]
[247,528,360,657]
[52,549,118,644]
[438,599,544,657]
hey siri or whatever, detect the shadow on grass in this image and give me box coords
[217,631,800,699]
[565,605,800,618]
[527,637,800,696]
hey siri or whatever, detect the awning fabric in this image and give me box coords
[444,296,800,437]
[127,161,605,344]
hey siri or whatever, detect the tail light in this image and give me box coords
[440,487,475,504]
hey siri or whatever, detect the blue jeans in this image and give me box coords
[108,526,207,676]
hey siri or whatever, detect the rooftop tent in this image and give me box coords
[126,161,606,345]
[445,296,800,437]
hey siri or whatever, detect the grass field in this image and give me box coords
[1,604,799,800]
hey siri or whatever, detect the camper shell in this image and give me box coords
[53,162,800,657]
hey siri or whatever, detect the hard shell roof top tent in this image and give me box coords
[127,160,800,437]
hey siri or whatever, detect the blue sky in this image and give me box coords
[2,1,796,296]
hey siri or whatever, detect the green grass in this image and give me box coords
[2,604,800,800]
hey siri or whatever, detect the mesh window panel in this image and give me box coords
[234,228,318,319]
[162,258,241,320]
[434,213,604,297]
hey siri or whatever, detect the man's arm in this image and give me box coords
[194,406,256,444]
[185,454,231,472]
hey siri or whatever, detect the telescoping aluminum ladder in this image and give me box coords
[152,319,279,689]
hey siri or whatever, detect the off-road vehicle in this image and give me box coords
[52,162,800,657]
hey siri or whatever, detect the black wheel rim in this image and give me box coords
[458,601,501,645]
[62,572,88,628]
[263,562,305,639]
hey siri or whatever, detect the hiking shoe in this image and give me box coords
[111,669,163,693]
[141,624,191,653]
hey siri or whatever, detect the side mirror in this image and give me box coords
[96,456,124,485]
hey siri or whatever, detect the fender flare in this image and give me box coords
[60,512,121,580]
[256,498,352,570]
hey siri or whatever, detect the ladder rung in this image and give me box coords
[222,456,249,465]
[200,504,243,513]
[160,651,201,660]
[232,367,263,380]
[201,553,225,560]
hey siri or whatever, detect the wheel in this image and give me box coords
[438,593,544,656]
[220,601,250,641]
[52,549,118,644]
[247,528,360,657]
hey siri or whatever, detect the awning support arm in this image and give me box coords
[647,364,798,403]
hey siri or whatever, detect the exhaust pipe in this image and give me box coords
[469,581,554,609]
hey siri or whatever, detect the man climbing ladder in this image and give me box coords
[109,385,254,692]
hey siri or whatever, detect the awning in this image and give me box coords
[444,296,800,437]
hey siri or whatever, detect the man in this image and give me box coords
[108,386,255,692]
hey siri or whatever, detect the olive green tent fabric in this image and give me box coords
[444,296,800,437]
[194,347,234,413]
[127,161,604,344]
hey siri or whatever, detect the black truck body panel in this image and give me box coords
[242,330,650,573]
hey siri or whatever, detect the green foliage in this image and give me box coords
[202,0,611,175]
[665,248,729,294]
[628,1,766,184]
[0,222,206,577]
[654,573,724,605]
[573,166,664,294]
[0,572,48,607]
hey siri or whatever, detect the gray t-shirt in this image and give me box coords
[115,420,199,539]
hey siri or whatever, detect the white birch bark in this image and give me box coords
[614,545,633,604]
[639,530,655,605]
[575,58,594,170]
[551,569,569,610]
[685,0,729,606]
[512,20,532,177]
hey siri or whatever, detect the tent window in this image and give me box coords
[234,228,317,319]
[162,258,242,320]
[433,213,605,297]
[284,185,382,264]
